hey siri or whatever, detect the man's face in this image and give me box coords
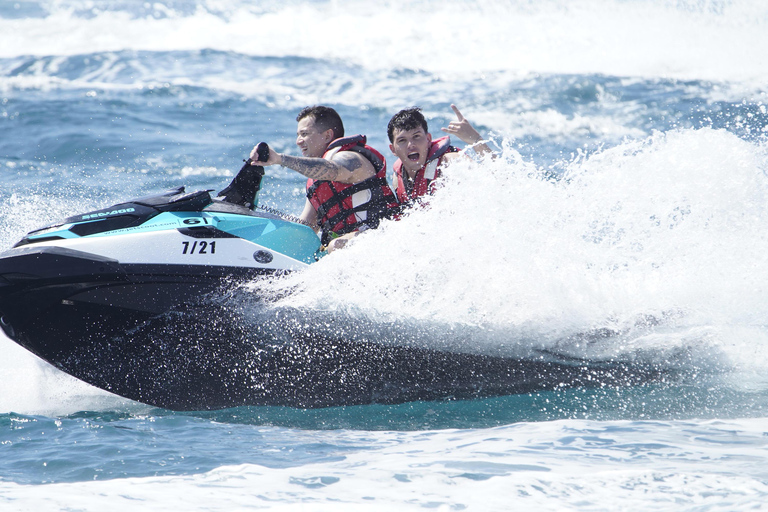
[389,126,432,173]
[296,117,333,158]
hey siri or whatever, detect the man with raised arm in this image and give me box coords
[387,104,494,205]
[252,106,398,252]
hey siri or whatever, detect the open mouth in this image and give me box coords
[408,152,420,162]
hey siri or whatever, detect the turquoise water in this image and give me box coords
[2,0,768,510]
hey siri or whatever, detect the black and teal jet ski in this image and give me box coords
[0,149,670,411]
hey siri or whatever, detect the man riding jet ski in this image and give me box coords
[0,112,665,411]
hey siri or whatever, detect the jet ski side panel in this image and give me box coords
[20,210,321,266]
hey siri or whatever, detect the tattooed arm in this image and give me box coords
[249,144,376,184]
[280,151,375,184]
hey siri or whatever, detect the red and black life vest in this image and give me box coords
[392,136,459,204]
[306,135,399,244]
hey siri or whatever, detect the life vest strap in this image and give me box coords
[311,176,390,220]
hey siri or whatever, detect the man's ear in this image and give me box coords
[323,128,335,143]
[389,144,396,155]
[427,132,433,143]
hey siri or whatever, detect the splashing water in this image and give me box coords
[248,128,768,378]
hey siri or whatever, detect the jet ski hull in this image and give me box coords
[0,280,665,411]
[0,245,665,410]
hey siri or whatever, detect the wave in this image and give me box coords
[2,49,765,180]
[254,128,768,372]
[1,0,768,82]
[3,127,768,416]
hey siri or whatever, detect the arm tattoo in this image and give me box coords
[280,152,364,181]
[333,152,364,173]
[280,155,340,181]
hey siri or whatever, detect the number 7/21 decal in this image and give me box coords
[182,241,216,255]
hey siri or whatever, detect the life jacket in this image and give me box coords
[392,136,459,203]
[306,135,399,244]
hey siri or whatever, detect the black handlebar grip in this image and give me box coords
[255,142,270,163]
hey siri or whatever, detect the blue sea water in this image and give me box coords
[2,0,768,510]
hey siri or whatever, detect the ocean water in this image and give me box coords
[2,0,768,510]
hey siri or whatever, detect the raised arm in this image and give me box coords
[441,104,494,158]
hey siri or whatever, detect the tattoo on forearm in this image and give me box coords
[280,155,340,181]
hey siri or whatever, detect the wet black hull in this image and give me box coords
[0,247,666,411]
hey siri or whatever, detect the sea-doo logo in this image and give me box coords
[81,207,135,220]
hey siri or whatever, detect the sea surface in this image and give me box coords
[2,0,768,510]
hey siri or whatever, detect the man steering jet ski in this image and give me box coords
[226,105,398,253]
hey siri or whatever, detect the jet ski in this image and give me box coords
[0,148,672,411]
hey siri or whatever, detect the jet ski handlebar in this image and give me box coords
[249,142,270,165]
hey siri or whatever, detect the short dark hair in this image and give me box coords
[296,106,344,140]
[387,107,429,142]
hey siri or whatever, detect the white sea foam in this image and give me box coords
[1,0,767,84]
[1,417,767,510]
